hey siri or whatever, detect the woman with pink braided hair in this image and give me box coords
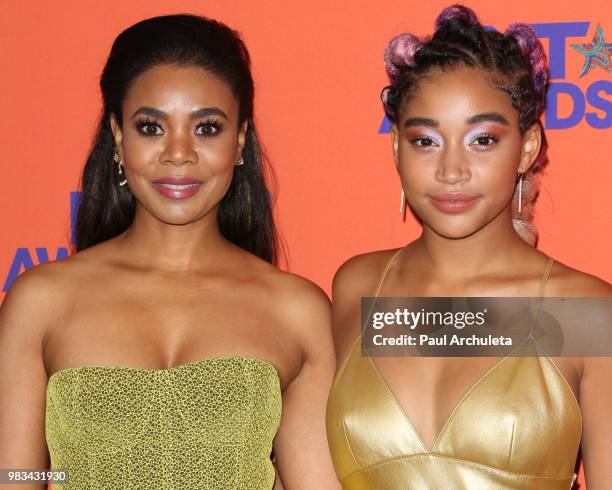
[326,4,611,489]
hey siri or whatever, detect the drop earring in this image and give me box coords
[400,189,406,215]
[114,153,127,186]
[235,156,244,166]
[517,173,523,215]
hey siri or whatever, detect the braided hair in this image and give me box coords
[381,5,549,245]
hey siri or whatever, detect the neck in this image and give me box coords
[116,204,229,273]
[411,207,534,280]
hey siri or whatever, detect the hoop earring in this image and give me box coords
[517,173,523,215]
[400,189,406,215]
[114,153,127,186]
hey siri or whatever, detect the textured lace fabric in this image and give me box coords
[46,357,282,489]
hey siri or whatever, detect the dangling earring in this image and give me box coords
[114,153,127,186]
[517,173,523,215]
[235,156,244,166]
[400,189,406,215]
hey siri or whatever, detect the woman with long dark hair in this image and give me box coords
[326,5,611,489]
[0,14,338,489]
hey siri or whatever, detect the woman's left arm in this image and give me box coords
[574,275,612,489]
[580,356,612,488]
[272,279,341,490]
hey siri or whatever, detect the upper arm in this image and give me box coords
[272,278,340,489]
[579,356,612,489]
[0,266,60,477]
[568,274,612,489]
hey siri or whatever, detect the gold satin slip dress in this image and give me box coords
[326,250,582,489]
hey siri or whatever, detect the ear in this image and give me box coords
[109,113,124,157]
[518,123,542,173]
[391,123,400,171]
[236,120,248,161]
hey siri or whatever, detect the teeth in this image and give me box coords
[159,183,199,190]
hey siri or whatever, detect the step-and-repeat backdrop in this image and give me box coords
[1,0,610,487]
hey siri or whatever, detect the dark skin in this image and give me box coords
[332,66,611,488]
[0,64,340,490]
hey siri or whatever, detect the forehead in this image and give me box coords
[402,66,519,125]
[123,64,238,116]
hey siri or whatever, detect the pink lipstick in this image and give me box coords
[430,193,480,214]
[152,176,202,200]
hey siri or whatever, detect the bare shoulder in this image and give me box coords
[0,258,78,383]
[548,259,612,296]
[1,257,72,324]
[255,257,331,343]
[333,248,403,300]
[330,248,402,357]
[0,242,115,335]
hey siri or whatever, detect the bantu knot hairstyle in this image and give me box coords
[381,4,550,245]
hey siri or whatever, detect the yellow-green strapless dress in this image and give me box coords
[46,357,282,489]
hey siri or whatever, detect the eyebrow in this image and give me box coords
[131,106,228,120]
[466,112,509,125]
[403,112,509,128]
[403,117,438,128]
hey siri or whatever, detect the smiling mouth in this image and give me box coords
[152,181,202,199]
[156,183,200,190]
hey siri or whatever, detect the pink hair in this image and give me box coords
[382,4,550,246]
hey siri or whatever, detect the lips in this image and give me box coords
[152,176,202,200]
[429,193,480,214]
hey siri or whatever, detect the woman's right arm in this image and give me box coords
[0,267,59,489]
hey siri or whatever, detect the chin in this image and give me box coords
[158,216,198,226]
[422,218,490,240]
[150,207,206,226]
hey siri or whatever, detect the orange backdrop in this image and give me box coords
[1,0,610,487]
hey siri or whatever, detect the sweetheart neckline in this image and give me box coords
[47,356,280,385]
[361,335,582,454]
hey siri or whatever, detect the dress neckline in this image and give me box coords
[47,356,280,384]
[348,249,580,454]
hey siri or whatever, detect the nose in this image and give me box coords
[435,143,471,185]
[160,132,198,166]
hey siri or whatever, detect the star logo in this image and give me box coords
[570,24,612,77]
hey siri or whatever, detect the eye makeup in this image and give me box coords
[135,117,163,136]
[406,129,442,150]
[404,126,503,151]
[133,117,223,137]
[463,126,502,150]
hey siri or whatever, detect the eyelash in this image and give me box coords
[471,133,499,147]
[409,133,500,149]
[410,136,438,148]
[135,117,223,137]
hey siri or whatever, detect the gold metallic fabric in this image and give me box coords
[326,254,581,489]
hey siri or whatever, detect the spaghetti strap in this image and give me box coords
[360,248,405,351]
[372,248,404,298]
[537,257,554,298]
[335,248,405,373]
[529,256,555,335]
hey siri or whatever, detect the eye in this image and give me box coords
[135,119,163,136]
[471,134,499,147]
[410,136,439,148]
[195,120,222,136]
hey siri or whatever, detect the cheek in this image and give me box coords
[475,146,522,194]
[121,132,162,171]
[197,135,238,172]
[398,152,436,189]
